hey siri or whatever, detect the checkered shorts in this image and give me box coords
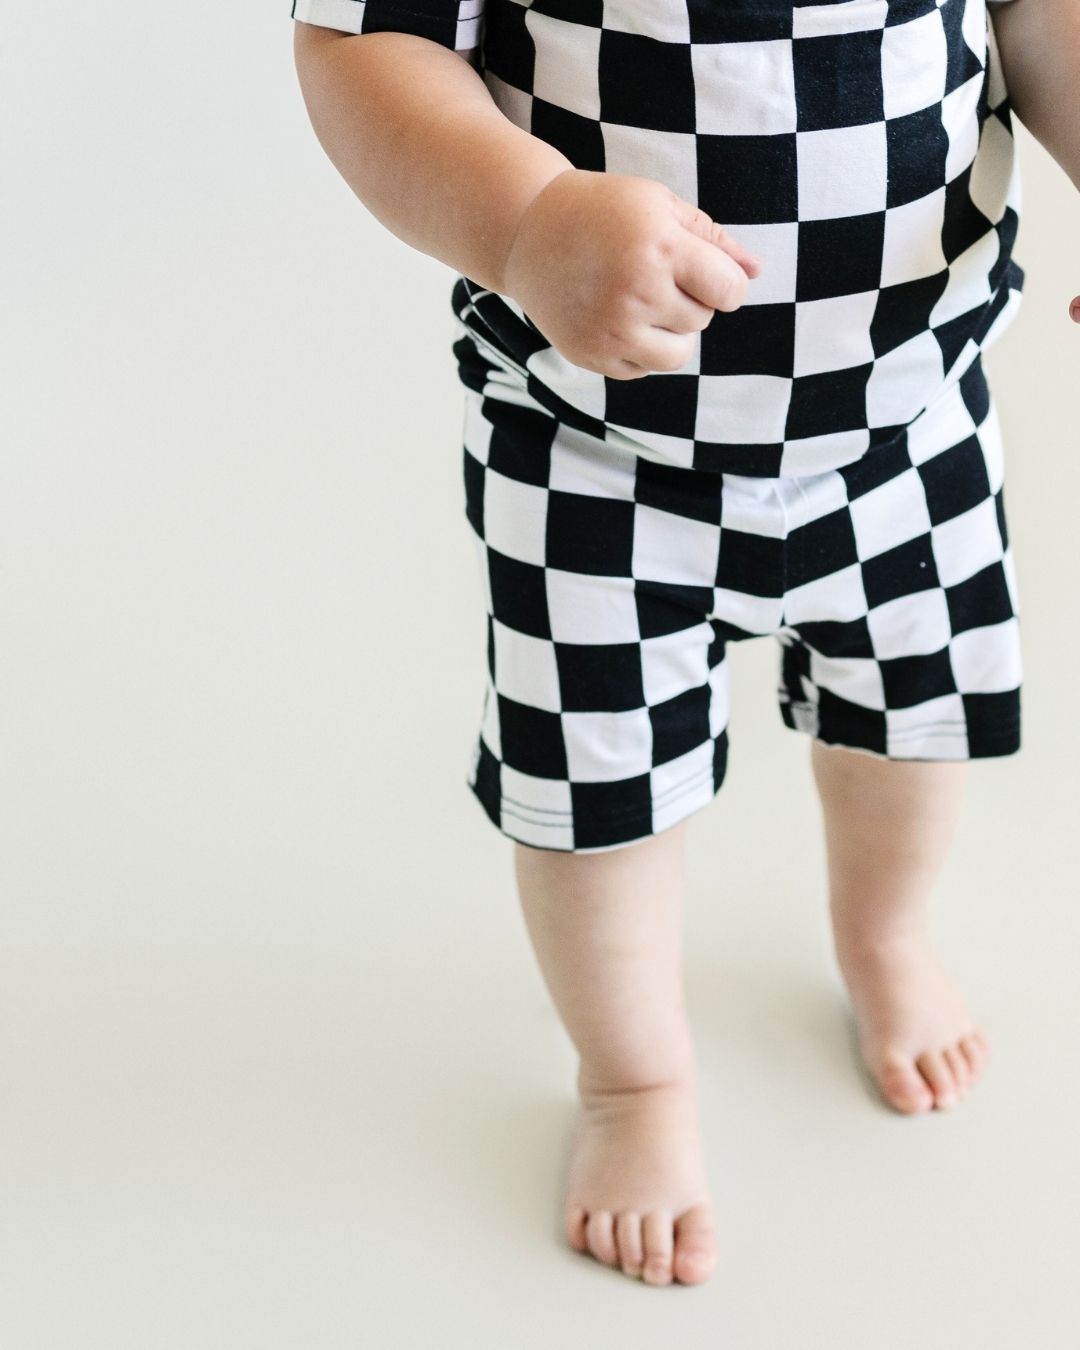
[456,336,1022,854]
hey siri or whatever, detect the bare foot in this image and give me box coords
[834,931,991,1114]
[562,1079,718,1285]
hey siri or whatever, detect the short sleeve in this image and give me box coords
[291,0,484,51]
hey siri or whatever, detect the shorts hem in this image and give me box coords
[779,703,1021,760]
[466,750,724,854]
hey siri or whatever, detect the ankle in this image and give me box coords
[576,1059,698,1103]
[831,913,934,968]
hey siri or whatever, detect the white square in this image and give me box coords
[867,587,952,660]
[603,124,699,207]
[632,503,721,586]
[639,623,714,706]
[783,561,868,627]
[548,422,640,501]
[546,569,641,644]
[707,656,732,739]
[793,291,878,377]
[719,221,799,305]
[713,585,785,635]
[865,329,946,428]
[779,427,870,476]
[905,374,978,466]
[481,470,549,567]
[499,764,573,820]
[950,616,1022,693]
[881,11,948,119]
[886,692,966,747]
[930,231,996,328]
[691,39,797,135]
[695,373,792,444]
[797,122,889,221]
[942,74,982,183]
[479,681,501,759]
[809,650,887,711]
[562,706,654,781]
[849,467,932,560]
[793,0,889,37]
[881,188,947,287]
[492,618,562,712]
[526,12,601,119]
[498,763,576,851]
[930,498,1003,589]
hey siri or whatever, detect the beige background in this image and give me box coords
[1,5,1077,1345]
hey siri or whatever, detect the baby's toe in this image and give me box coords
[673,1203,718,1284]
[878,1053,934,1114]
[564,1205,588,1253]
[960,1031,989,1079]
[943,1044,971,1096]
[641,1210,674,1285]
[615,1211,644,1278]
[585,1210,619,1267]
[916,1048,958,1109]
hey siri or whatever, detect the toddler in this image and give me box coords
[291,0,1080,1287]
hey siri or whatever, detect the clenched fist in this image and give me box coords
[500,168,764,380]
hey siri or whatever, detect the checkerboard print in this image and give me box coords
[446,0,1025,476]
[456,336,1021,852]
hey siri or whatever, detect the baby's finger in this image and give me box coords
[671,231,752,315]
[1070,294,1080,323]
[708,221,764,276]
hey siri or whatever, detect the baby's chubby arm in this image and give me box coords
[292,21,571,299]
[292,17,762,379]
[989,0,1080,322]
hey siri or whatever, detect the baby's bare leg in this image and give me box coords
[513,821,717,1286]
[811,741,991,1113]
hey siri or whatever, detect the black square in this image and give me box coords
[861,533,939,609]
[786,507,859,588]
[870,272,946,359]
[786,365,873,441]
[546,492,637,576]
[793,31,885,132]
[486,399,556,488]
[880,645,956,709]
[791,615,875,660]
[605,372,698,442]
[946,562,1014,637]
[796,213,886,302]
[886,104,949,209]
[598,29,697,133]
[702,302,796,378]
[570,775,654,850]
[486,547,552,639]
[918,434,992,525]
[698,133,799,224]
[816,687,888,755]
[555,642,646,712]
[635,581,715,639]
[963,689,1021,756]
[635,457,725,527]
[497,695,568,778]
[650,684,712,765]
[716,528,786,597]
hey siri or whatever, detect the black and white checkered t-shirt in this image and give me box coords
[292,0,1025,477]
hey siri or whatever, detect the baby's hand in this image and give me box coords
[500,169,763,380]
[1071,293,1080,324]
